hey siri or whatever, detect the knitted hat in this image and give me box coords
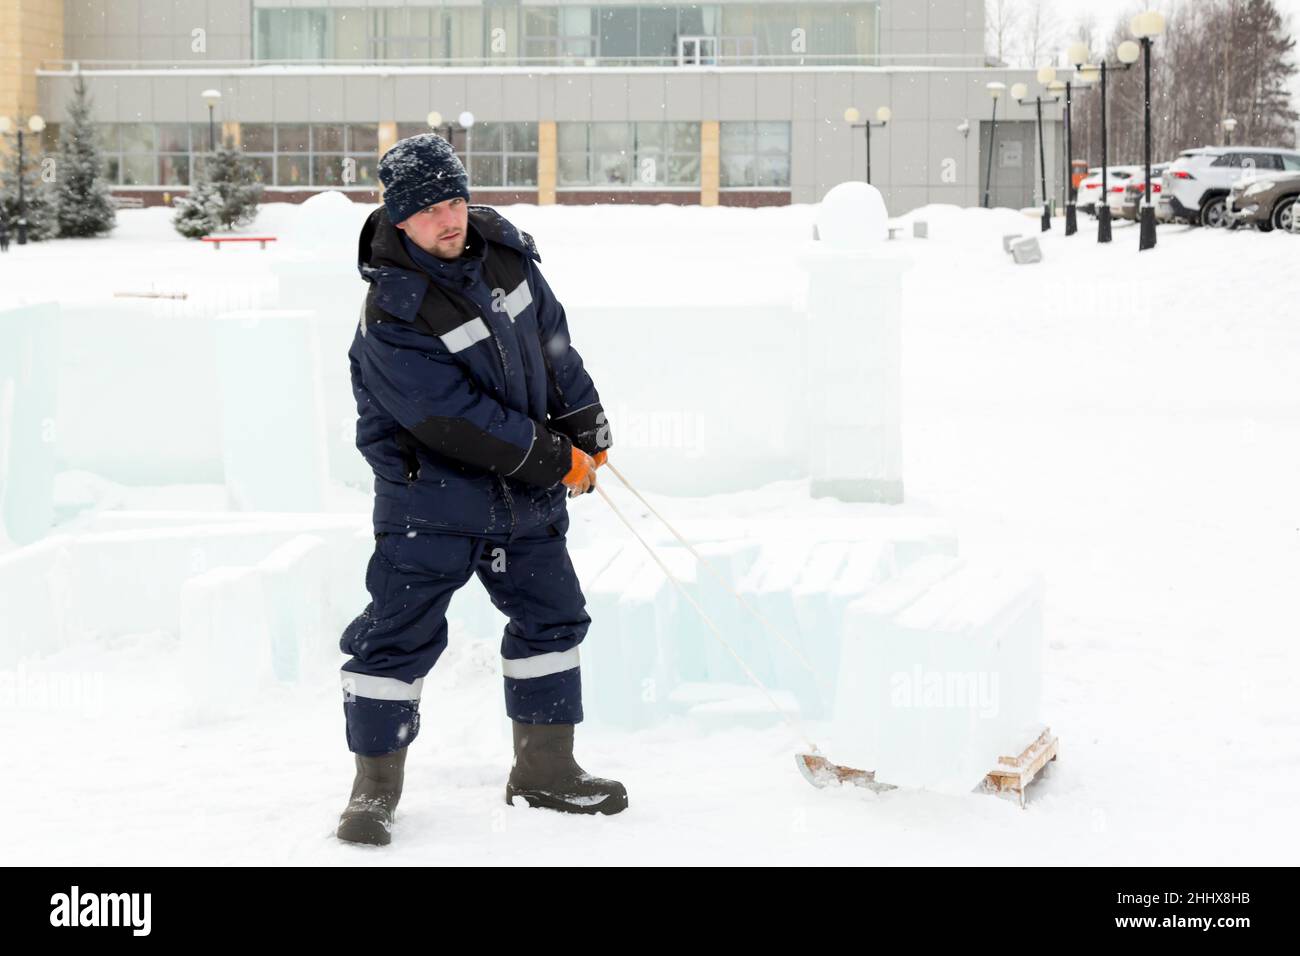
[378,133,471,225]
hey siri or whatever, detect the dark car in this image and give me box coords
[1226,170,1300,232]
[1118,164,1170,222]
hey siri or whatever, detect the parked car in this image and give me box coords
[1117,164,1172,222]
[1077,166,1142,216]
[1225,170,1300,232]
[1160,146,1300,227]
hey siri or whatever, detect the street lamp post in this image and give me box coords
[843,106,892,185]
[1132,10,1167,251]
[1012,75,1061,232]
[1069,40,1140,244]
[983,82,1005,208]
[1223,116,1238,146]
[0,113,46,245]
[1057,70,1079,235]
[201,89,222,151]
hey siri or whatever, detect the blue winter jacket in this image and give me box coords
[348,204,611,537]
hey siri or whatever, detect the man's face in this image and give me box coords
[395,196,469,259]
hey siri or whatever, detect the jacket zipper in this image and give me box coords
[482,304,518,537]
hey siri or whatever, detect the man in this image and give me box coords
[337,133,626,846]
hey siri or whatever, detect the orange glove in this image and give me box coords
[592,450,608,468]
[562,446,598,497]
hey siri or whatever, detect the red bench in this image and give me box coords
[201,236,278,250]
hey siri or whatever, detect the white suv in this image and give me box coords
[1161,146,1300,227]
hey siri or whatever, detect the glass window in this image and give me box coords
[350,124,379,153]
[635,122,666,153]
[255,8,328,61]
[453,121,539,190]
[594,151,631,184]
[156,124,189,153]
[158,155,189,186]
[721,154,752,187]
[599,8,638,59]
[312,124,346,153]
[278,125,310,153]
[240,123,275,153]
[472,122,505,153]
[345,155,377,186]
[527,9,559,36]
[592,122,632,151]
[558,153,589,185]
[507,155,538,187]
[668,153,700,185]
[721,120,791,187]
[121,154,156,186]
[333,7,368,60]
[756,121,790,154]
[312,155,346,186]
[470,154,504,187]
[507,122,539,152]
[669,121,700,152]
[120,124,156,153]
[279,154,310,187]
[559,121,700,187]
[558,123,589,153]
[639,6,678,59]
[244,156,274,184]
[96,124,119,153]
[756,154,790,187]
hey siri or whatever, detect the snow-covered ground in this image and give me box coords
[2,200,1298,864]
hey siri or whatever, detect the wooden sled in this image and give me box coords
[796,727,1059,809]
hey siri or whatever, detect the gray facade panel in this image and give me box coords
[342,75,381,123]
[717,74,757,120]
[755,73,793,121]
[309,75,346,121]
[465,75,505,119]
[663,74,703,120]
[428,76,471,120]
[502,74,542,120]
[393,75,433,121]
[232,76,275,122]
[589,74,628,118]
[273,76,311,121]
[554,74,594,120]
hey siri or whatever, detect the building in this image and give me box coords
[3,0,1066,213]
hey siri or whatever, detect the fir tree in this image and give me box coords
[0,120,59,241]
[54,74,116,238]
[173,140,263,238]
[204,141,263,230]
[171,178,224,238]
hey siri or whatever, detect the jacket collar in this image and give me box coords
[357,205,538,322]
[400,220,486,292]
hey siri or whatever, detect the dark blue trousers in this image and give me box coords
[339,509,589,756]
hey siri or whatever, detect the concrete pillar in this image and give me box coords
[700,120,719,206]
[221,120,240,149]
[538,120,557,205]
[0,0,63,159]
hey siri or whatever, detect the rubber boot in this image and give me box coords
[505,721,628,815]
[337,745,408,846]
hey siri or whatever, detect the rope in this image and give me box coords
[594,479,821,755]
[605,461,834,692]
